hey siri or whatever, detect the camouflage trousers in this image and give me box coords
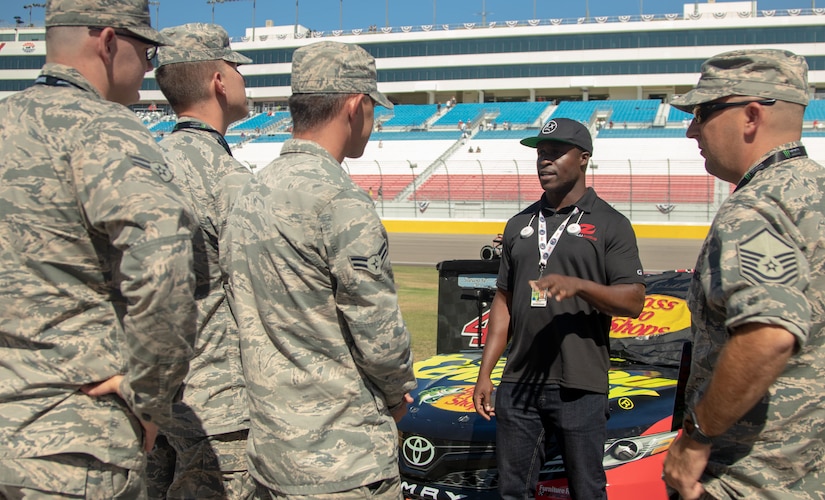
[0,454,146,499]
[147,429,255,500]
[254,476,403,500]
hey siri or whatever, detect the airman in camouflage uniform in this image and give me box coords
[0,0,198,498]
[147,23,255,500]
[663,49,825,499]
[224,41,417,499]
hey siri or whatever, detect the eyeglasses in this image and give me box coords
[88,27,158,61]
[692,98,776,124]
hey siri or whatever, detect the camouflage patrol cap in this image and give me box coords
[291,41,393,109]
[157,23,252,68]
[671,49,809,112]
[46,0,169,45]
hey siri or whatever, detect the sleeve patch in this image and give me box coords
[349,241,388,276]
[130,155,174,183]
[737,228,799,285]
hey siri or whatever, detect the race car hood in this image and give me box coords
[401,352,680,443]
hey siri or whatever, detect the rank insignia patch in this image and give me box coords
[350,241,388,276]
[130,155,174,183]
[737,228,798,285]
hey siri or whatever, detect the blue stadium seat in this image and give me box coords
[230,111,290,132]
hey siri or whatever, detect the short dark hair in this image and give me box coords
[288,93,355,134]
[155,60,224,110]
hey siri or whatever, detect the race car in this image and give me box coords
[397,260,693,500]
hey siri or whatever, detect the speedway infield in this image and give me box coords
[384,220,706,273]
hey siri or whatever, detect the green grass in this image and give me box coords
[394,265,439,363]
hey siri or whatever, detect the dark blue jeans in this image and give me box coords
[495,382,609,500]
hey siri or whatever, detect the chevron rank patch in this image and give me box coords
[130,155,174,183]
[350,241,388,276]
[737,228,799,285]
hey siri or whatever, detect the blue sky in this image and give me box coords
[3,0,817,38]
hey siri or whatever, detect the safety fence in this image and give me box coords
[341,157,730,224]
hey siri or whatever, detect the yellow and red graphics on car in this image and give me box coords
[611,294,690,338]
[412,354,676,413]
[461,311,490,348]
[461,294,689,348]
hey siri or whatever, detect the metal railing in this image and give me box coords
[343,157,728,224]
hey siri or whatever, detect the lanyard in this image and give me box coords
[172,120,233,157]
[537,207,579,274]
[734,146,807,192]
[34,75,84,91]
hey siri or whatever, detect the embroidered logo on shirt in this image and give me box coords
[578,223,597,241]
[737,228,798,285]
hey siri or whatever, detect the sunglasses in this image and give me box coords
[692,98,776,124]
[88,27,158,61]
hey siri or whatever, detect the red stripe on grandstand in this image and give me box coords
[350,174,718,203]
[349,174,415,200]
[589,175,717,203]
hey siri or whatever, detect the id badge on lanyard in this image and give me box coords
[530,208,579,307]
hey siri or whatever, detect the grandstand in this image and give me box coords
[431,102,551,129]
[553,100,662,126]
[4,1,824,224]
[226,97,825,222]
[377,104,438,129]
[148,119,177,134]
[804,100,825,124]
[229,110,290,133]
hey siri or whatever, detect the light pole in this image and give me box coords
[148,1,159,27]
[207,0,217,24]
[373,160,384,216]
[385,0,389,27]
[23,3,45,27]
[408,161,418,218]
[295,0,299,34]
[440,160,452,218]
[476,0,492,25]
[476,160,486,218]
[339,0,343,30]
[251,0,256,41]
[433,0,436,25]
[206,0,248,30]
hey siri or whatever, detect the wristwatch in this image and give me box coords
[683,407,713,445]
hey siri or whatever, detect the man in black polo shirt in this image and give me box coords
[473,118,645,500]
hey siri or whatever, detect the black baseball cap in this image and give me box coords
[520,118,593,154]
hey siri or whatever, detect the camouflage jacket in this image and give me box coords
[159,118,252,438]
[687,142,825,498]
[224,138,417,494]
[0,63,197,469]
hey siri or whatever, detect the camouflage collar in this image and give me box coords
[281,138,343,168]
[39,63,102,98]
[172,118,233,157]
[735,142,807,192]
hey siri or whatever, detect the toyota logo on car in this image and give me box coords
[403,436,436,467]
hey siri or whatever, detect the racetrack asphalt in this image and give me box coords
[387,233,703,273]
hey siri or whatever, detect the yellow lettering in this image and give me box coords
[414,355,505,383]
[609,386,661,398]
[608,370,676,398]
